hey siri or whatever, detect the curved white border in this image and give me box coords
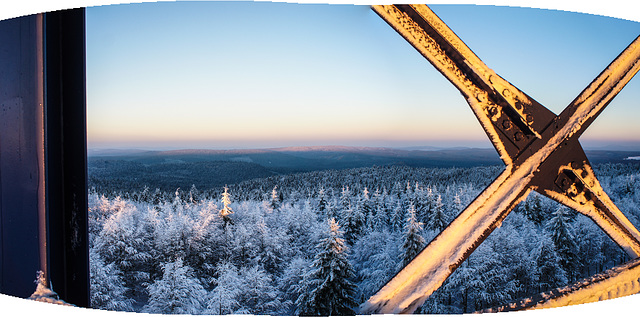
[0,0,639,22]
[1,0,639,317]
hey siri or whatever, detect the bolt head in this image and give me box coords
[514,132,524,142]
[502,120,512,130]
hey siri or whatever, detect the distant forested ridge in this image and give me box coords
[87,147,640,193]
[88,162,640,314]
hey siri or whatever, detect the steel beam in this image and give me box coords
[360,4,640,314]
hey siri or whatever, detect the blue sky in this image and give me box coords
[85,2,640,150]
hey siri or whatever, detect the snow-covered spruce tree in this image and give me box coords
[219,186,234,229]
[352,230,401,301]
[188,184,200,204]
[253,217,288,274]
[524,193,545,226]
[317,187,328,215]
[494,213,537,300]
[236,265,281,314]
[94,200,153,300]
[390,200,405,232]
[535,236,567,292]
[143,258,206,314]
[342,205,365,245]
[427,195,448,232]
[433,258,479,313]
[187,200,226,286]
[155,205,195,264]
[466,241,512,310]
[171,188,184,212]
[339,186,352,216]
[453,193,464,214]
[370,189,388,229]
[279,257,312,315]
[90,249,134,311]
[206,261,241,315]
[401,203,426,267]
[270,185,281,211]
[416,187,433,225]
[295,218,358,316]
[88,194,114,244]
[546,206,579,282]
[358,188,374,230]
[574,217,605,276]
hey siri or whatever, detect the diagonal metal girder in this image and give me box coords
[359,4,640,314]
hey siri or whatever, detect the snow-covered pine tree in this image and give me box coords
[370,188,387,229]
[574,217,605,276]
[236,265,281,314]
[359,188,374,230]
[453,193,464,213]
[152,188,164,205]
[416,187,434,224]
[467,241,511,310]
[295,218,357,316]
[279,257,312,315]
[535,237,567,292]
[317,187,327,215]
[206,261,241,315]
[342,204,365,245]
[142,258,206,314]
[325,200,339,223]
[404,181,414,202]
[94,200,153,299]
[189,200,226,285]
[171,188,183,212]
[89,249,134,311]
[139,186,151,203]
[188,184,200,204]
[253,217,288,274]
[524,194,545,226]
[546,206,579,281]
[339,186,352,215]
[390,199,405,232]
[436,259,478,313]
[413,182,426,218]
[270,185,280,211]
[427,195,448,232]
[352,230,401,301]
[401,203,426,267]
[220,186,233,228]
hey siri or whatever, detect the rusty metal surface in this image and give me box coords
[360,4,640,314]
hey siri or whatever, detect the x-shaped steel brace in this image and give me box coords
[360,4,640,314]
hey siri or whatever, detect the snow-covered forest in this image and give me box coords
[88,163,640,314]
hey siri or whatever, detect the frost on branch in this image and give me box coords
[296,218,357,316]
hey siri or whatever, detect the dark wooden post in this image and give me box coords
[0,8,88,307]
[43,8,89,307]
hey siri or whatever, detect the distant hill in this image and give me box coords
[89,145,503,168]
[88,160,276,193]
[87,145,640,192]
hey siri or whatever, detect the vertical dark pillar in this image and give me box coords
[0,8,89,306]
[0,14,45,299]
[44,9,89,307]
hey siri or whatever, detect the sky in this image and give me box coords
[85,2,640,150]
